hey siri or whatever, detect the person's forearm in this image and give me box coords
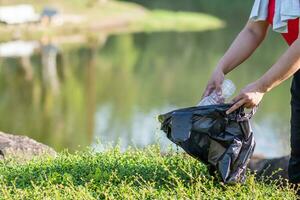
[257,38,300,92]
[217,22,268,74]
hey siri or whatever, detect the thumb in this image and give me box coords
[202,86,213,99]
[215,84,222,96]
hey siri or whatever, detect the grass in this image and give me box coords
[0,1,224,42]
[0,145,297,199]
[127,10,224,33]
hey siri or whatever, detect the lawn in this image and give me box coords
[0,0,224,42]
[0,146,297,199]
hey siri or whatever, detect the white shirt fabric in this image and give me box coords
[249,0,300,33]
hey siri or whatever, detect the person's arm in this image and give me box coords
[203,20,269,97]
[218,20,269,74]
[226,22,300,114]
[258,38,300,91]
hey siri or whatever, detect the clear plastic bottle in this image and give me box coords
[198,79,236,106]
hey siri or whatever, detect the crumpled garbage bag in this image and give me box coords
[159,104,256,184]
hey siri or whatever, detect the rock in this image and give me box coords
[0,131,57,162]
[248,154,290,181]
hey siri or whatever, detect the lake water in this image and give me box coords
[0,1,292,157]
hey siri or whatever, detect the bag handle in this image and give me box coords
[236,105,258,121]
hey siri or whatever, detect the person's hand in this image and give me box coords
[226,81,265,114]
[202,69,225,98]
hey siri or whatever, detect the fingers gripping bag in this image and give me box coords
[158,104,256,184]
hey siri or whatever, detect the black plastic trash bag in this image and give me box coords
[159,104,256,184]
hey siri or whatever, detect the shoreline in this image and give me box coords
[0,1,224,43]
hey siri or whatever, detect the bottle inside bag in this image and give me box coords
[198,79,236,106]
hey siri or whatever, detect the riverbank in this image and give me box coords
[0,1,224,42]
[0,146,296,199]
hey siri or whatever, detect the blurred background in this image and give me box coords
[0,0,290,157]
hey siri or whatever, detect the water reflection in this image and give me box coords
[41,43,60,93]
[0,40,39,57]
[0,30,291,157]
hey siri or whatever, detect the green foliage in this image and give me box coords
[129,10,224,33]
[0,146,297,199]
[0,1,224,42]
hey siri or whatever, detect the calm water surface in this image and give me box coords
[0,1,292,157]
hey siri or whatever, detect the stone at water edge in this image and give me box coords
[0,131,57,161]
[248,154,290,181]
